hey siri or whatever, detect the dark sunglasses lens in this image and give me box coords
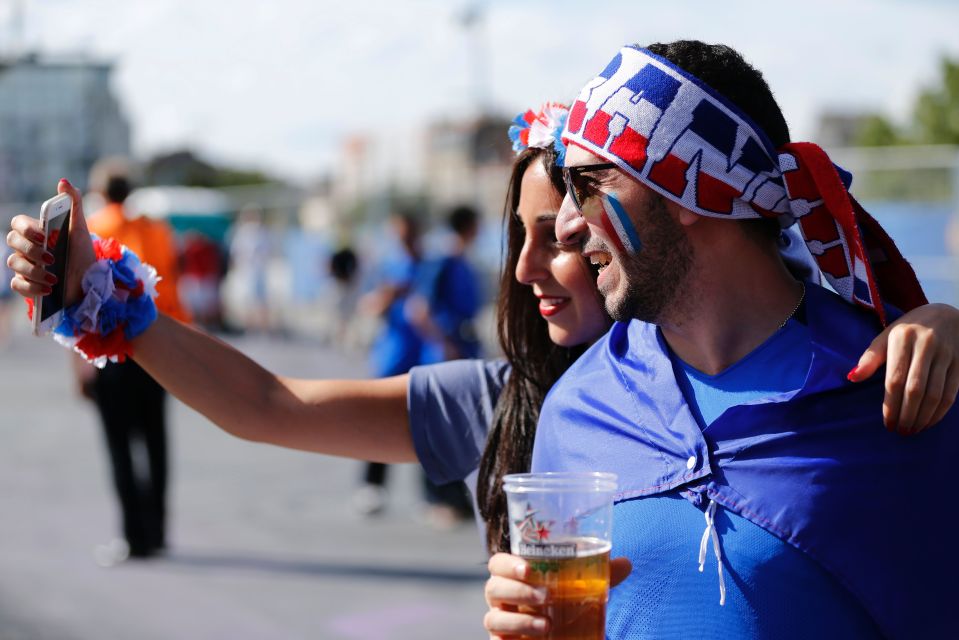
[563,169,583,211]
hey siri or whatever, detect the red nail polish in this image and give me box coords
[846,366,859,382]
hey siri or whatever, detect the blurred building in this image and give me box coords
[145,150,218,187]
[814,111,870,149]
[329,132,422,223]
[423,114,513,220]
[0,53,130,205]
[327,115,513,226]
[332,134,374,208]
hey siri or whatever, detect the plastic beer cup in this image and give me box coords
[503,472,617,640]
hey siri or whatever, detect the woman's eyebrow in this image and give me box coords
[537,213,558,222]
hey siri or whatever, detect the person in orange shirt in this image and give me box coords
[80,157,190,564]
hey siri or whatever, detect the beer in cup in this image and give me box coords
[503,472,617,640]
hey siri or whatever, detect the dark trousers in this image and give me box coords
[363,463,471,516]
[364,462,388,486]
[94,361,168,556]
[423,477,473,516]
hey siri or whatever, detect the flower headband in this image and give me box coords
[508,102,569,165]
[562,45,926,324]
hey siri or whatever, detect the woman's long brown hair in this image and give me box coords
[476,147,588,554]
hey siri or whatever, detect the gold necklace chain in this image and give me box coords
[778,282,806,330]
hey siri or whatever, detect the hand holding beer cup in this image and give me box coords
[484,552,632,638]
[483,473,627,640]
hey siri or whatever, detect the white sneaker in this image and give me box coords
[93,539,130,568]
[352,485,388,516]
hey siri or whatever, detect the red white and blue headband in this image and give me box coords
[562,45,926,324]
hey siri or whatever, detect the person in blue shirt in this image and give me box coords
[485,41,959,639]
[412,205,484,365]
[354,210,426,516]
[409,204,485,526]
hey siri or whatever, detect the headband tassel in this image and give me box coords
[780,142,926,325]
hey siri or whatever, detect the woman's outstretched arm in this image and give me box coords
[7,179,416,463]
[133,314,414,461]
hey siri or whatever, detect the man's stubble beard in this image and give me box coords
[605,196,694,324]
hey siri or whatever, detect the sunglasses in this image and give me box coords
[562,162,618,212]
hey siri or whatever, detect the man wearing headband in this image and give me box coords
[531,41,957,638]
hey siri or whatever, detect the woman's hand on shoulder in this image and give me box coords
[849,303,959,434]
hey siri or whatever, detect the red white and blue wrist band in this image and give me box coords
[562,45,927,324]
[51,235,159,368]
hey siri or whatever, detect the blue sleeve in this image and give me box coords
[375,255,415,288]
[407,358,510,484]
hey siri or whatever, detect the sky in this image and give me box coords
[5,0,959,184]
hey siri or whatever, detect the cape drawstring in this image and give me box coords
[698,499,727,606]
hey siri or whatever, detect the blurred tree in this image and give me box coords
[913,58,959,145]
[210,167,277,188]
[849,56,958,201]
[856,56,959,147]
[145,149,279,188]
[855,114,904,147]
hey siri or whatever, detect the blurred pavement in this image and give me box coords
[0,324,488,639]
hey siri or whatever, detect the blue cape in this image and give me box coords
[532,284,957,638]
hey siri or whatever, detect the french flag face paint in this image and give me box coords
[579,191,641,255]
[601,192,642,254]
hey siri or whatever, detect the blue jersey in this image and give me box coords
[674,317,810,428]
[416,254,482,364]
[532,283,958,639]
[368,254,423,377]
[599,315,878,638]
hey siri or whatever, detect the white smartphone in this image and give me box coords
[33,193,72,336]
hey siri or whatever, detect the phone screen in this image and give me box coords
[41,208,71,322]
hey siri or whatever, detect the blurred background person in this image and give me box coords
[413,205,483,364]
[409,204,483,528]
[0,242,13,348]
[328,244,361,347]
[83,157,191,565]
[228,204,273,334]
[353,210,424,516]
[178,229,225,331]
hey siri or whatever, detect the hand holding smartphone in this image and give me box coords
[33,193,72,336]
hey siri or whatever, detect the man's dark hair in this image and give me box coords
[645,41,790,146]
[104,175,132,204]
[447,205,479,237]
[645,41,787,241]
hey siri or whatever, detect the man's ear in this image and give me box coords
[677,206,699,227]
[658,195,697,227]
